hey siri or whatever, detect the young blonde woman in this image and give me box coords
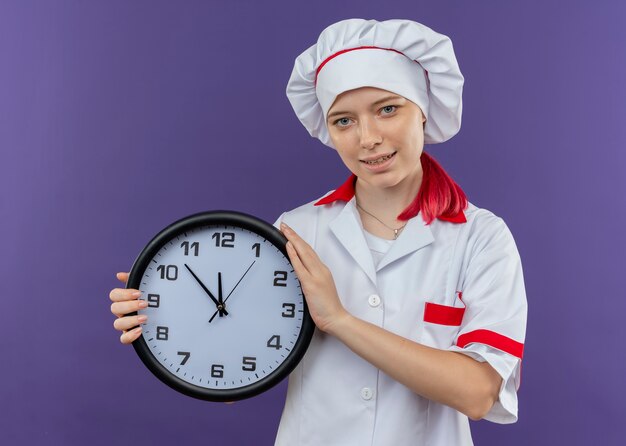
[110,18,527,446]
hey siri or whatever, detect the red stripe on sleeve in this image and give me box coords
[457,329,524,359]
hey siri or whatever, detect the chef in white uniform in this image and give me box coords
[273,18,528,446]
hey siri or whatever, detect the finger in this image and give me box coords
[109,288,142,303]
[114,314,148,332]
[282,223,320,272]
[280,222,302,240]
[281,223,311,256]
[120,326,142,344]
[111,299,148,317]
[116,272,129,284]
[286,241,309,280]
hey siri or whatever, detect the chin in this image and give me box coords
[362,172,403,189]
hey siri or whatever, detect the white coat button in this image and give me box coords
[360,387,374,400]
[368,294,381,307]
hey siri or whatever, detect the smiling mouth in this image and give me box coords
[360,152,396,165]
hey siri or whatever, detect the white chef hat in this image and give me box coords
[286,18,464,148]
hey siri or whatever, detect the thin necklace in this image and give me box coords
[356,202,407,240]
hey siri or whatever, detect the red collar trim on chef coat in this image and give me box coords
[314,174,467,224]
[314,174,359,205]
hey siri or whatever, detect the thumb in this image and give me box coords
[116,272,129,285]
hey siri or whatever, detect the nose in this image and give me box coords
[358,117,382,150]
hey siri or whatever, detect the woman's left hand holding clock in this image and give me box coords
[280,223,350,335]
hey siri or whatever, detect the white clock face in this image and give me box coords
[136,223,305,392]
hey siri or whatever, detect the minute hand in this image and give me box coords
[209,260,256,323]
[184,263,228,316]
[223,260,256,304]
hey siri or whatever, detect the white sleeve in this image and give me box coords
[447,216,528,424]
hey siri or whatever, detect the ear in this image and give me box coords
[417,106,427,126]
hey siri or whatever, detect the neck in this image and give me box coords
[355,162,423,224]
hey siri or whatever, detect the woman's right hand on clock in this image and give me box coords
[110,271,148,344]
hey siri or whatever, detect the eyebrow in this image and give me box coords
[327,95,405,120]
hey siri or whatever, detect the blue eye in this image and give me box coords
[334,117,351,127]
[381,105,396,114]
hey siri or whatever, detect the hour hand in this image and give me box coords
[184,264,228,316]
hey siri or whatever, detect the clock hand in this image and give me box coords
[217,272,225,318]
[224,260,256,304]
[209,260,256,322]
[208,272,228,323]
[209,310,219,323]
[184,263,228,316]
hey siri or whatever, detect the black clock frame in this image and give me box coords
[127,210,315,402]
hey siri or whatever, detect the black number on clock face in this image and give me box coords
[156,326,169,341]
[281,303,295,318]
[157,264,178,280]
[242,357,256,372]
[267,335,282,350]
[252,242,260,257]
[147,293,160,308]
[212,232,235,248]
[211,364,224,378]
[178,351,190,365]
[180,241,199,256]
[273,271,288,287]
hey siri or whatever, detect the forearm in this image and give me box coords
[327,313,502,420]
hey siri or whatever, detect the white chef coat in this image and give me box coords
[272,183,527,446]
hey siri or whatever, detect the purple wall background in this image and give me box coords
[1,1,625,444]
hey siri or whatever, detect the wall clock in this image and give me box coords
[127,210,314,402]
